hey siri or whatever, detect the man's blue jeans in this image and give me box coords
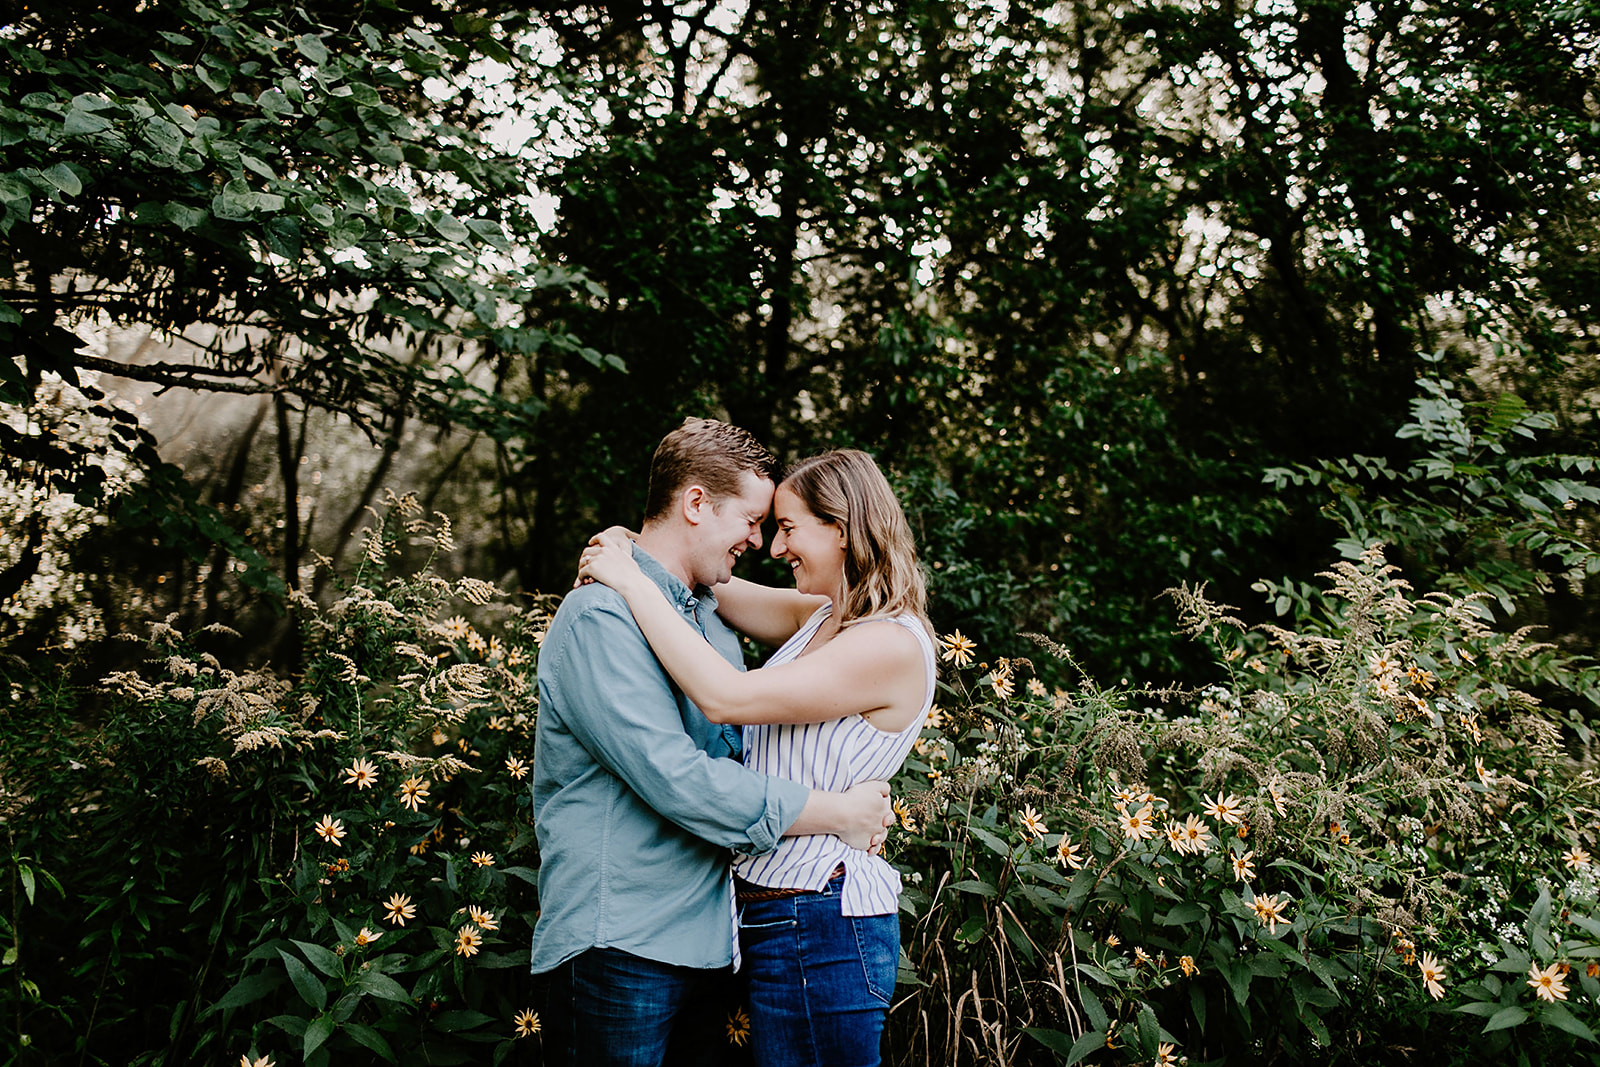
[542,947,744,1067]
[736,871,899,1067]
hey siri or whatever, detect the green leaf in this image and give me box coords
[352,970,411,1003]
[280,950,327,1012]
[296,34,329,66]
[64,109,112,136]
[950,879,996,897]
[292,940,346,979]
[1020,1027,1076,1054]
[1482,1005,1529,1033]
[1064,1029,1108,1066]
[42,164,81,196]
[19,867,35,905]
[165,202,207,230]
[954,914,986,943]
[1078,986,1108,1032]
[433,1009,495,1032]
[1538,1003,1598,1042]
[431,212,471,243]
[344,1022,397,1062]
[968,826,1011,857]
[303,1014,336,1058]
[203,972,283,1016]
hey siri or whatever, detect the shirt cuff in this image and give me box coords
[736,777,810,856]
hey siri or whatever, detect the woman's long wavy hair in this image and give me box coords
[779,449,933,639]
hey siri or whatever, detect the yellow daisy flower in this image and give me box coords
[399,777,431,812]
[343,757,379,790]
[313,815,346,846]
[382,892,416,926]
[894,798,918,833]
[938,631,976,668]
[471,851,495,867]
[1418,952,1446,1000]
[1251,893,1289,935]
[505,755,529,780]
[1157,1042,1179,1066]
[1562,846,1591,872]
[1118,805,1157,842]
[353,927,381,947]
[1527,962,1569,1003]
[1232,850,1255,882]
[454,925,483,957]
[727,1006,752,1047]
[1182,813,1213,853]
[1056,838,1088,870]
[1202,791,1244,825]
[469,906,499,931]
[513,1008,541,1037]
[1018,805,1048,840]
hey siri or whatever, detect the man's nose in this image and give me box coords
[746,526,763,551]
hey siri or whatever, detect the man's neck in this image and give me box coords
[633,523,696,590]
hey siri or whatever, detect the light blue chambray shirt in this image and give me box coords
[529,544,809,973]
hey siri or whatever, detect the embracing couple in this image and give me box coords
[529,418,937,1067]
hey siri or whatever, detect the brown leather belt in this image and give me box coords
[735,864,846,904]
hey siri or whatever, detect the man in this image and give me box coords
[531,418,893,1066]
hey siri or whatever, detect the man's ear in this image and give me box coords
[680,485,711,525]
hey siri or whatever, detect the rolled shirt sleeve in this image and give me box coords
[546,596,807,852]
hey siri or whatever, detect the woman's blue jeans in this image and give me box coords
[736,871,899,1067]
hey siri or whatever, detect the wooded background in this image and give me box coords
[4,0,1598,679]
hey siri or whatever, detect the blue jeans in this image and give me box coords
[736,872,899,1067]
[542,947,747,1067]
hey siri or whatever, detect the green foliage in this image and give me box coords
[889,546,1600,1063]
[0,497,549,1065]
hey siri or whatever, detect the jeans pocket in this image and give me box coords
[851,914,899,1008]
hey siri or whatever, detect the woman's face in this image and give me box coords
[770,484,846,597]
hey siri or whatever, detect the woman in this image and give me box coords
[578,448,936,1067]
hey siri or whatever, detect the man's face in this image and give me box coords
[688,470,774,588]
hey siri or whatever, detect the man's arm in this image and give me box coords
[546,593,886,851]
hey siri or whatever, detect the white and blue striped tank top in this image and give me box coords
[733,604,937,917]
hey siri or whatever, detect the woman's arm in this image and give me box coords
[581,539,927,732]
[581,526,823,646]
[711,576,829,648]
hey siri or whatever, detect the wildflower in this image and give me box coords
[894,798,917,833]
[471,851,496,867]
[1371,675,1400,700]
[990,668,1014,701]
[1018,805,1048,840]
[469,906,499,931]
[1418,952,1446,1000]
[1056,838,1088,870]
[1251,893,1289,935]
[325,858,349,877]
[1408,665,1436,691]
[399,777,431,812]
[1026,677,1047,697]
[1179,955,1198,977]
[1408,693,1429,718]
[1474,757,1494,789]
[1328,821,1341,837]
[441,615,471,639]
[1588,962,1599,979]
[1562,846,1592,872]
[354,927,381,947]
[314,815,346,846]
[455,925,483,957]
[487,636,505,661]
[1527,962,1569,1003]
[1268,787,1287,816]
[1157,1043,1179,1066]
[927,768,943,782]
[382,892,416,926]
[1134,946,1154,966]
[1237,822,1250,838]
[1203,792,1244,825]
[1339,833,1350,846]
[1118,805,1157,842]
[1165,821,1187,853]
[1460,714,1482,744]
[505,755,529,780]
[1369,652,1400,678]
[431,728,449,747]
[727,1006,752,1047]
[1232,850,1256,882]
[925,707,945,729]
[938,631,976,667]
[1182,814,1213,853]
[1105,933,1120,947]
[240,1057,273,1067]
[343,757,379,790]
[465,630,489,656]
[513,1008,541,1037]
[1112,786,1140,807]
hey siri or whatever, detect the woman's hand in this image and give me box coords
[577,528,645,593]
[573,526,639,588]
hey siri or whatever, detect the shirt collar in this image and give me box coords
[629,543,719,612]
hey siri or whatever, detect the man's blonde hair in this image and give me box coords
[643,418,779,522]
